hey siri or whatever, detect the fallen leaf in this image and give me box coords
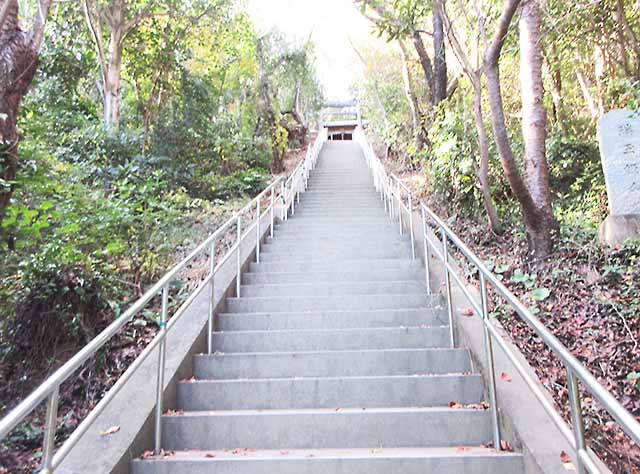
[461,307,474,316]
[560,451,576,471]
[100,425,120,436]
[449,401,463,409]
[280,450,290,455]
[500,440,513,451]
[456,446,471,452]
[141,450,154,459]
[500,372,512,382]
[205,453,217,458]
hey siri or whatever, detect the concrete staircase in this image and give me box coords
[132,142,524,473]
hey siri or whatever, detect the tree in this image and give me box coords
[438,1,502,233]
[0,0,52,223]
[355,0,448,109]
[484,0,557,257]
[82,0,171,130]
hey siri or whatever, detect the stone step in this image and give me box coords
[216,308,442,331]
[132,447,524,474]
[211,326,450,352]
[194,348,470,379]
[258,248,408,261]
[226,293,435,313]
[160,407,492,451]
[239,281,427,298]
[249,258,421,273]
[243,268,423,284]
[177,374,484,411]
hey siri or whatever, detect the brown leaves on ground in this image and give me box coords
[437,215,640,474]
[500,372,513,382]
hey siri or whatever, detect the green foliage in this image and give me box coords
[0,1,322,374]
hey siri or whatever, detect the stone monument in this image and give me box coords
[598,108,640,246]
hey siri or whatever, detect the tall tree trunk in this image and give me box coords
[485,0,556,258]
[398,40,424,148]
[575,68,600,119]
[104,32,123,129]
[411,30,434,106]
[0,0,51,224]
[432,0,447,105]
[520,0,554,219]
[471,76,502,233]
[257,42,283,173]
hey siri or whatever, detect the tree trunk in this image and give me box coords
[432,0,447,105]
[398,41,424,148]
[484,0,555,258]
[470,76,502,234]
[103,44,123,129]
[411,30,434,105]
[257,42,283,173]
[520,1,554,215]
[575,68,600,119]
[0,0,47,224]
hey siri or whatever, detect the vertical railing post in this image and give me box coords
[398,183,403,236]
[207,241,215,355]
[408,191,415,259]
[281,181,286,221]
[41,387,60,472]
[441,227,455,347]
[154,284,169,455]
[567,368,587,474]
[421,207,431,295]
[256,198,261,264]
[480,273,501,450]
[236,216,242,297]
[270,186,275,238]
[291,178,296,216]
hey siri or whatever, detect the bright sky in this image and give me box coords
[245,0,383,101]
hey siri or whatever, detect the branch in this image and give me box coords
[484,0,521,67]
[82,0,108,89]
[439,0,475,79]
[30,0,53,50]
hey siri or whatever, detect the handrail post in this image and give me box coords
[256,198,261,264]
[567,368,588,474]
[154,285,169,455]
[408,191,415,259]
[291,179,296,216]
[441,227,455,347]
[398,182,403,236]
[421,207,431,295]
[270,186,275,238]
[480,273,501,450]
[387,178,396,219]
[40,386,59,473]
[282,179,289,221]
[236,215,242,297]
[207,242,215,354]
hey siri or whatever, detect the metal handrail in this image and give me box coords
[355,125,640,474]
[0,130,328,473]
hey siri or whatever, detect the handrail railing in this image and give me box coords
[0,130,328,473]
[354,125,640,474]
